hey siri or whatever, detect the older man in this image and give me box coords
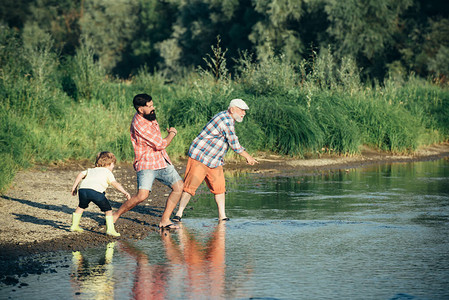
[172,98,257,222]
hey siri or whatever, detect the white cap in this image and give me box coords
[229,98,249,110]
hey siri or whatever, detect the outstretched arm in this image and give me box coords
[71,172,86,196]
[111,181,131,200]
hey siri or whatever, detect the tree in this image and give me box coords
[79,0,139,72]
[23,0,82,55]
[324,0,413,79]
[249,0,304,63]
[113,0,177,77]
[425,18,449,81]
[389,0,449,79]
[0,0,33,29]
[157,0,257,75]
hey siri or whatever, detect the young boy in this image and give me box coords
[70,151,131,237]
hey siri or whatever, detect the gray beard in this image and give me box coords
[233,113,243,123]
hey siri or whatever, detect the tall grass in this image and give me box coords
[1,34,449,192]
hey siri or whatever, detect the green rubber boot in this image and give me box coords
[70,213,83,232]
[105,216,120,237]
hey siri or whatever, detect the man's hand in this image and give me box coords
[167,127,177,136]
[246,156,258,165]
[240,151,258,165]
[164,127,178,146]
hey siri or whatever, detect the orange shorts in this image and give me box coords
[183,157,226,196]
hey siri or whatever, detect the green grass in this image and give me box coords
[1,35,449,192]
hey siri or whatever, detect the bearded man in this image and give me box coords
[113,93,183,229]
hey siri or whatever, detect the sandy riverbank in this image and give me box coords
[1,143,449,258]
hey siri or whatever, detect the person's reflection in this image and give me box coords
[160,221,226,298]
[118,241,167,300]
[71,241,116,299]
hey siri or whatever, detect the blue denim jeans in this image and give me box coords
[137,164,182,191]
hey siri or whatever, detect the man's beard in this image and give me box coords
[144,110,156,121]
[232,113,243,123]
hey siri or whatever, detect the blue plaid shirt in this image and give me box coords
[188,110,245,168]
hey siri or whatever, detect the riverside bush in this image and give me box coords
[1,37,449,192]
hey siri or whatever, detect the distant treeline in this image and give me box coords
[1,0,449,81]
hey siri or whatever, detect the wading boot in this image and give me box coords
[70,213,84,232]
[105,216,121,237]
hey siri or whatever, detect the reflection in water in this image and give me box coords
[119,241,167,299]
[162,222,226,298]
[119,221,250,299]
[71,242,116,299]
[68,223,248,299]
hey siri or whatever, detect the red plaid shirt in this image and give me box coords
[130,113,172,172]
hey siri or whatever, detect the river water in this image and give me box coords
[2,159,449,299]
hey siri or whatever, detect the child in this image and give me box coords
[70,151,131,237]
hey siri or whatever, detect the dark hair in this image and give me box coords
[133,93,152,111]
[95,151,116,167]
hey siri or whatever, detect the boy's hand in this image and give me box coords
[71,188,77,196]
[125,192,131,200]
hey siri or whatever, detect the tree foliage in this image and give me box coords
[250,0,304,63]
[324,0,413,59]
[1,0,449,81]
[79,0,139,72]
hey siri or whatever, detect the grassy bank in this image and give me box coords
[1,31,448,192]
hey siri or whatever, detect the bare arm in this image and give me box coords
[111,181,131,200]
[71,172,86,196]
[239,151,258,165]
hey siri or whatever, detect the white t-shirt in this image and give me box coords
[79,167,116,193]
